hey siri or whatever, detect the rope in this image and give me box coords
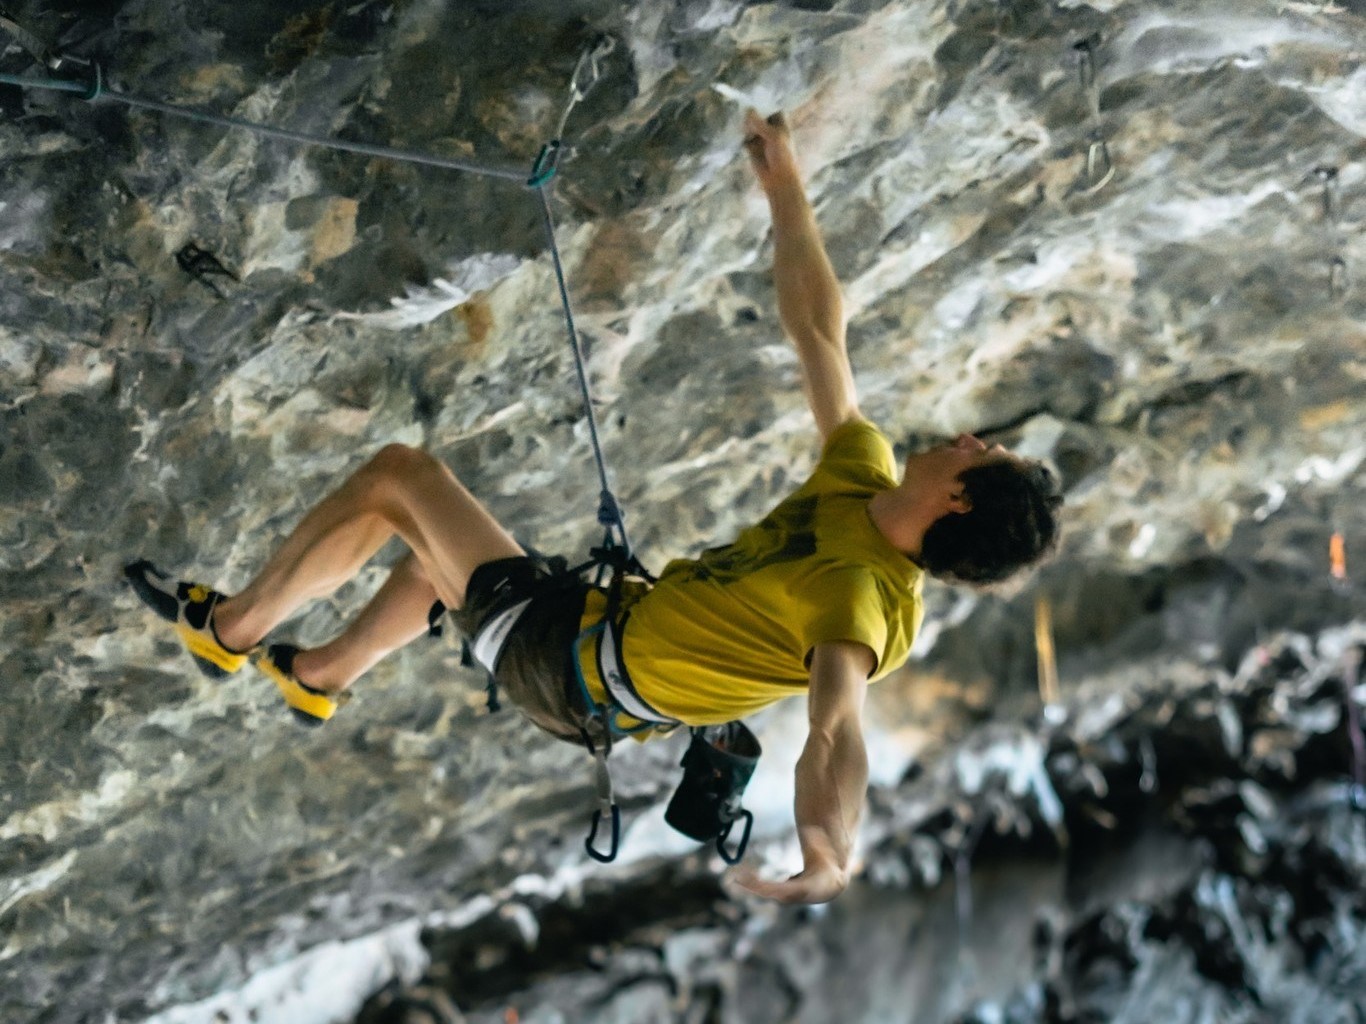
[0,68,88,94]
[534,181,634,560]
[1,50,637,562]
[0,68,529,183]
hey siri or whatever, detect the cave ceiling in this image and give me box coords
[0,1,1363,1022]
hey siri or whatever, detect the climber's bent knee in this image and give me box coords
[352,444,458,513]
[364,443,440,486]
[351,443,523,607]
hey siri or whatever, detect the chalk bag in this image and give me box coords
[665,721,761,864]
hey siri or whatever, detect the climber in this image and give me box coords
[127,110,1062,905]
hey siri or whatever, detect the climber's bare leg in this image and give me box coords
[289,552,438,692]
[213,486,392,651]
[213,444,524,652]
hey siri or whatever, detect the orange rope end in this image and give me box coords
[1330,532,1348,580]
[1035,595,1060,707]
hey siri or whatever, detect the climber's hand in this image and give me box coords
[727,858,847,906]
[742,108,801,194]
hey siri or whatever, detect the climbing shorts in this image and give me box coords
[451,554,598,745]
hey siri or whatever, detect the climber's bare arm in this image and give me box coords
[743,109,861,442]
[730,639,873,904]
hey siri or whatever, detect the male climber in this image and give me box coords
[127,110,1062,905]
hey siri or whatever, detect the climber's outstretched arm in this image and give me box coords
[730,639,873,904]
[743,109,860,442]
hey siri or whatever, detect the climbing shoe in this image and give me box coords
[256,644,342,728]
[124,559,253,678]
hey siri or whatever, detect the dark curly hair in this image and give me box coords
[919,459,1063,586]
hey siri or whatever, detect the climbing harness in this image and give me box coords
[567,576,759,864]
[579,597,672,730]
[2,19,761,866]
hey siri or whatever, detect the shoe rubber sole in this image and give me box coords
[257,644,337,727]
[125,560,251,679]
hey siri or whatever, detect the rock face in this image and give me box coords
[0,2,1363,1023]
[360,629,1366,1024]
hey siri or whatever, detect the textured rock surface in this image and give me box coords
[357,627,1366,1024]
[1,1,1364,1022]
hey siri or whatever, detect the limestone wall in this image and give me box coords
[1,2,1364,1022]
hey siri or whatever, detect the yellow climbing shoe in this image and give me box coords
[256,644,342,728]
[125,559,253,678]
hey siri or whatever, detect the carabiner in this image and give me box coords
[716,809,754,865]
[1314,166,1340,223]
[581,723,619,861]
[1084,136,1114,193]
[527,140,561,188]
[584,803,621,863]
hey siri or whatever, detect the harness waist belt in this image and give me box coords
[471,598,533,675]
[595,613,678,727]
[575,590,678,729]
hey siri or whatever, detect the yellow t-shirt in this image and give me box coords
[621,418,924,725]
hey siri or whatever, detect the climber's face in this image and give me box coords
[901,434,1017,512]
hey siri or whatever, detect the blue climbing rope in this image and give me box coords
[0,68,93,96]
[534,180,634,562]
